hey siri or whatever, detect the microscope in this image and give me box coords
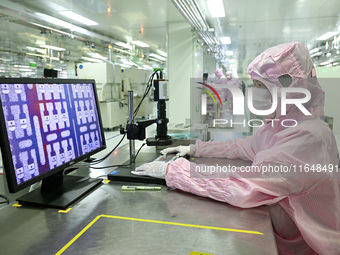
[120,73,172,163]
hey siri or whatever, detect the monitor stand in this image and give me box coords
[17,173,102,209]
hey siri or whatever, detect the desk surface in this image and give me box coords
[0,143,278,255]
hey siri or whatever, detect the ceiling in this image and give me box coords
[0,0,340,76]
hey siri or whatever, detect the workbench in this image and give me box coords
[0,142,278,255]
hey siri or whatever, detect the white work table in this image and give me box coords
[0,142,278,255]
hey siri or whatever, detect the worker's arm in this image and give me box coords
[194,135,256,161]
[165,157,306,208]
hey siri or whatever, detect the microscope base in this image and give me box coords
[107,152,166,185]
[146,137,173,146]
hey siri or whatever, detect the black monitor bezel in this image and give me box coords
[43,68,58,78]
[0,78,107,193]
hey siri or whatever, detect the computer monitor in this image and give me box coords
[43,68,58,78]
[0,78,106,208]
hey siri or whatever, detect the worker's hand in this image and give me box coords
[131,161,169,179]
[160,145,195,157]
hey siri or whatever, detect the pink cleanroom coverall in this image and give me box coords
[166,41,340,254]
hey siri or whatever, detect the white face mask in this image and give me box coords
[251,87,272,110]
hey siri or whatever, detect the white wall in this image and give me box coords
[315,66,340,134]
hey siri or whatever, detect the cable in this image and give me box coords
[0,194,9,205]
[133,72,156,119]
[89,133,127,165]
[89,69,162,167]
[133,69,163,120]
[90,143,146,169]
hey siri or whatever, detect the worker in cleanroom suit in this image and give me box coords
[214,69,239,111]
[132,41,340,254]
[215,69,226,83]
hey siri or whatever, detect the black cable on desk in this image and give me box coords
[90,143,146,170]
[0,194,9,205]
[86,69,162,168]
[88,133,127,165]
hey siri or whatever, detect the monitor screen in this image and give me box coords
[0,78,106,208]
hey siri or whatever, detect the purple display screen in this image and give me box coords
[0,82,104,186]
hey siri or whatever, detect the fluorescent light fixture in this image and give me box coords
[19,68,33,72]
[115,42,132,50]
[309,48,319,54]
[50,57,60,61]
[26,46,46,54]
[320,61,330,66]
[59,11,98,26]
[88,53,108,60]
[220,37,231,44]
[119,63,132,68]
[316,32,338,41]
[226,51,234,56]
[142,65,153,70]
[131,40,150,48]
[157,50,167,57]
[113,47,131,55]
[31,22,75,38]
[149,53,166,61]
[148,57,163,63]
[311,52,323,58]
[35,13,90,34]
[81,57,103,63]
[121,59,138,66]
[207,0,226,18]
[26,53,45,58]
[40,45,66,51]
[14,65,30,68]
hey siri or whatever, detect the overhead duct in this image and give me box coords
[172,0,223,57]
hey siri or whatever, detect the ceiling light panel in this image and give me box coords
[316,32,338,41]
[131,41,150,48]
[149,53,166,61]
[207,0,226,18]
[40,45,66,51]
[226,51,234,56]
[35,13,92,35]
[220,37,231,44]
[81,57,103,63]
[157,50,167,57]
[59,11,98,26]
[115,42,132,49]
[30,22,76,38]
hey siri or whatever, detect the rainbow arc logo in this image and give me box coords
[196,82,223,115]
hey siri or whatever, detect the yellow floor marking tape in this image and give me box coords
[190,252,215,255]
[58,208,72,213]
[101,215,264,235]
[56,215,102,255]
[12,202,22,207]
[56,214,263,255]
